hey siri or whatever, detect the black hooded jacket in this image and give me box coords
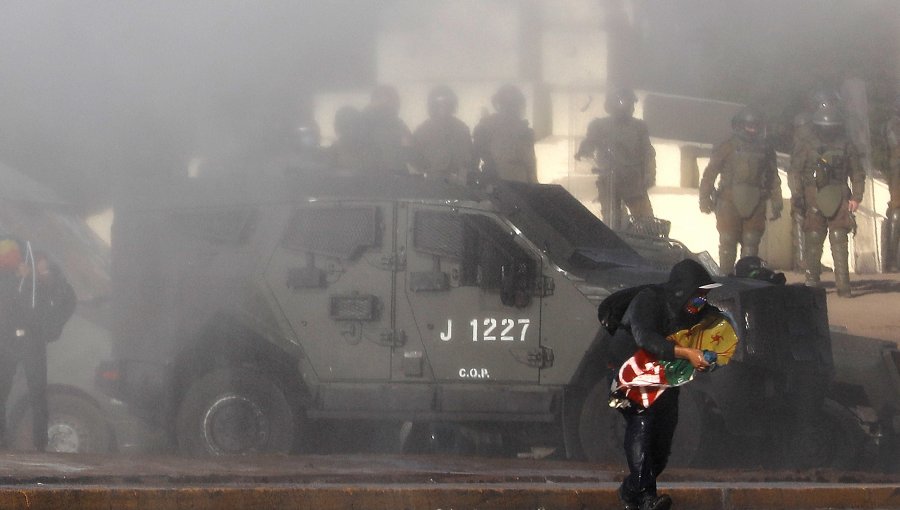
[618,259,717,361]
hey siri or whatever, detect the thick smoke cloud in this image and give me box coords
[0,1,897,209]
[0,1,375,210]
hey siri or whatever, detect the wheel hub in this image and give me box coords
[47,421,81,453]
[202,393,269,454]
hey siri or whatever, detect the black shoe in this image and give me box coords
[639,494,672,510]
[618,485,639,510]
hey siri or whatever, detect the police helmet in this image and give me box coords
[492,85,526,116]
[605,88,637,118]
[811,105,843,127]
[428,85,458,118]
[807,88,841,111]
[731,107,764,141]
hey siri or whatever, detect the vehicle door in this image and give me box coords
[400,205,544,385]
[265,201,394,382]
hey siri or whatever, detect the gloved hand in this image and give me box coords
[791,195,805,213]
[702,350,718,372]
[699,196,714,214]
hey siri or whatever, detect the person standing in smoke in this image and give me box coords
[699,107,782,275]
[472,84,537,184]
[411,85,475,185]
[609,259,718,510]
[360,85,413,176]
[575,88,655,231]
[881,94,900,271]
[327,106,367,174]
[790,88,842,272]
[0,239,75,451]
[789,105,864,297]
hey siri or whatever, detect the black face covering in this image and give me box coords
[662,259,716,330]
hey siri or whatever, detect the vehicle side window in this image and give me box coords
[412,210,534,288]
[283,206,380,260]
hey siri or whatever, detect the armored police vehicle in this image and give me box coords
[100,173,898,469]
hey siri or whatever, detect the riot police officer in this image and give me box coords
[791,89,842,271]
[789,106,865,296]
[360,85,414,176]
[575,88,655,231]
[881,94,900,271]
[412,86,475,185]
[472,85,537,184]
[328,106,367,174]
[699,107,782,275]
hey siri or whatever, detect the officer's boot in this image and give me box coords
[792,212,806,273]
[803,230,826,287]
[888,208,900,272]
[830,228,851,297]
[740,231,762,259]
[719,232,739,275]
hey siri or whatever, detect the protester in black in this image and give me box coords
[0,243,75,451]
[615,259,719,510]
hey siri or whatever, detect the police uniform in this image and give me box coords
[412,116,474,185]
[700,136,781,275]
[472,113,537,184]
[789,112,816,271]
[882,113,900,270]
[576,116,656,230]
[789,130,864,294]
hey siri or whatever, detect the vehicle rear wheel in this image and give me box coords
[176,368,298,456]
[788,399,864,470]
[576,380,625,465]
[577,382,706,467]
[10,393,112,453]
[667,390,704,468]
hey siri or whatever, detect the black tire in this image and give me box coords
[577,381,707,467]
[176,367,298,456]
[667,389,704,468]
[788,399,864,470]
[10,393,112,453]
[577,380,626,465]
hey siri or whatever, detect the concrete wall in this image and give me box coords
[375,0,526,84]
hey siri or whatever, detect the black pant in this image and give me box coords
[620,387,679,501]
[0,337,48,451]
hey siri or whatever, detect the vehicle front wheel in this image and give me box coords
[10,392,113,453]
[175,368,298,456]
[576,380,625,465]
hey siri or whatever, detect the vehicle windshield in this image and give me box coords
[0,202,109,302]
[493,182,647,273]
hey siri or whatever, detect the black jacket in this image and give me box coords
[617,259,717,362]
[0,261,76,343]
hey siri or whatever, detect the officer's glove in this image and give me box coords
[790,196,806,214]
[699,196,714,214]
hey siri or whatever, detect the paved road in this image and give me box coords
[0,452,895,509]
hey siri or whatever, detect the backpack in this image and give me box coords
[596,284,657,335]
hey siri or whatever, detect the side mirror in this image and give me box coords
[500,262,532,308]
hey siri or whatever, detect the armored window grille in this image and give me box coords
[412,210,464,259]
[283,206,380,259]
